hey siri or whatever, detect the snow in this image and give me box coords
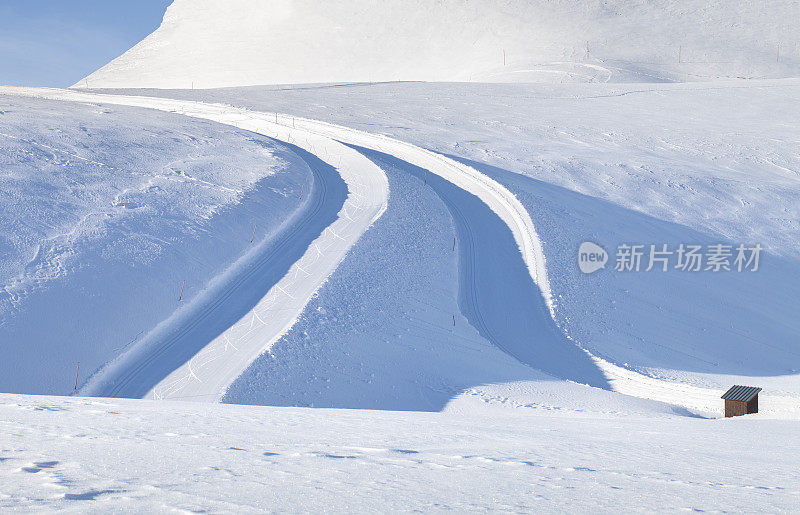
[0,87,391,403]
[2,2,799,506]
[109,81,800,417]
[0,93,307,395]
[1,393,798,512]
[75,0,800,89]
[4,80,799,419]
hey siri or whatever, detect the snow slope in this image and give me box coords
[2,393,799,512]
[76,0,800,89]
[0,93,306,395]
[1,87,390,403]
[121,81,800,415]
[226,146,607,410]
[4,82,797,416]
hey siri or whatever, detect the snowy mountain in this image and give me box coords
[76,0,800,89]
[2,0,799,509]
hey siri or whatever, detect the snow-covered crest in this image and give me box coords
[76,0,800,89]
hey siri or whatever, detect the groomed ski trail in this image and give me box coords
[4,86,784,415]
[0,87,389,402]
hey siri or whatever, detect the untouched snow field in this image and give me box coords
[77,0,800,89]
[2,393,799,512]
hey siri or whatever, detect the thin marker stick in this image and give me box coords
[74,362,80,391]
[179,280,185,301]
[251,225,257,243]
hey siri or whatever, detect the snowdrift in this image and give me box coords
[76,0,800,89]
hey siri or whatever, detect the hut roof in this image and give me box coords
[721,385,762,402]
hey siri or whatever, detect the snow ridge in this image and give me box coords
[75,0,800,89]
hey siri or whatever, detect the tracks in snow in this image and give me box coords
[2,86,771,416]
[1,87,389,402]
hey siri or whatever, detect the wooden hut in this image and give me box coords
[721,385,762,417]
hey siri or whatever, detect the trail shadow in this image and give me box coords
[225,145,613,412]
[360,148,609,388]
[450,155,800,377]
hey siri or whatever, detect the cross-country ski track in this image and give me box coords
[3,86,794,416]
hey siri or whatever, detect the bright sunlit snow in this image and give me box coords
[1,0,799,511]
[77,0,800,88]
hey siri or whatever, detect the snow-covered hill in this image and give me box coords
[116,80,800,416]
[3,1,798,510]
[0,94,311,395]
[76,0,800,89]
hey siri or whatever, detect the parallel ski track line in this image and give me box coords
[4,86,783,414]
[102,147,346,398]
[353,147,608,388]
[0,87,389,402]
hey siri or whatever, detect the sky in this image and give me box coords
[0,1,172,87]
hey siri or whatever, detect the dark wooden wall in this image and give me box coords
[724,397,758,417]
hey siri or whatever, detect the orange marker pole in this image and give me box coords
[251,224,257,243]
[74,362,80,391]
[300,184,304,200]
[179,280,185,302]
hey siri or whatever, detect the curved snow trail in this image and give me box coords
[0,87,389,401]
[352,147,608,388]
[3,87,558,403]
[102,147,348,399]
[2,87,765,414]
